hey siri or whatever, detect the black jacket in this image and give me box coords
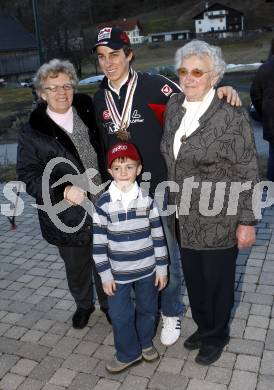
[17,93,101,247]
[94,71,181,193]
[250,58,274,144]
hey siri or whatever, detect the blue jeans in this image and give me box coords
[108,274,158,363]
[267,143,274,182]
[159,215,184,317]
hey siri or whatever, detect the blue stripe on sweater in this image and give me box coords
[109,246,154,262]
[107,227,150,242]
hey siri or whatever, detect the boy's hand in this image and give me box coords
[217,86,242,106]
[155,275,168,291]
[103,280,116,296]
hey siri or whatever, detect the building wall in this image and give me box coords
[195,12,227,33]
[0,50,39,77]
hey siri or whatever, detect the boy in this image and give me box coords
[93,142,168,373]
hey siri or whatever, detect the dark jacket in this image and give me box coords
[161,92,259,250]
[94,71,181,193]
[250,58,274,144]
[17,93,101,247]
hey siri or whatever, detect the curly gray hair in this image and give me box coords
[174,40,226,83]
[33,58,78,93]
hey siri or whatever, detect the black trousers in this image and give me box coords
[58,246,108,311]
[181,246,238,346]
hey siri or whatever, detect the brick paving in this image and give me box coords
[0,183,273,390]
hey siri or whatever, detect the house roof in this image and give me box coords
[0,15,38,52]
[193,2,243,19]
[97,17,140,32]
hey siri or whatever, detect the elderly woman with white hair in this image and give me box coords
[161,40,259,365]
[17,59,109,329]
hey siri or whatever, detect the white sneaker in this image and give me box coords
[160,315,181,346]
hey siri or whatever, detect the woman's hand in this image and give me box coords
[155,275,168,291]
[64,185,87,206]
[103,280,116,296]
[217,86,242,106]
[236,225,256,249]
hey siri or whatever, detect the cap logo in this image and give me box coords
[98,27,112,41]
[112,145,128,154]
[120,31,130,44]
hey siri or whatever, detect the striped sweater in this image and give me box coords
[93,184,168,284]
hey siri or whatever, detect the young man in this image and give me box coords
[93,142,168,373]
[92,27,241,346]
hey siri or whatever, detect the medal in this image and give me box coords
[105,70,138,140]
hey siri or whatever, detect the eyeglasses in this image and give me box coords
[43,84,74,93]
[177,68,212,78]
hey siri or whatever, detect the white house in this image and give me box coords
[193,2,244,38]
[97,18,144,45]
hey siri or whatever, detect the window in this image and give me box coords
[198,20,201,24]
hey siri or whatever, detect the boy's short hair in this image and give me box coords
[107,142,141,168]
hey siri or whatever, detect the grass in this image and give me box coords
[0,164,17,182]
[0,87,33,119]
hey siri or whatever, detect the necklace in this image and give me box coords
[105,70,138,141]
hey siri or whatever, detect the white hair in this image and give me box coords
[174,40,227,82]
[34,58,78,92]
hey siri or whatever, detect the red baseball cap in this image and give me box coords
[107,142,141,168]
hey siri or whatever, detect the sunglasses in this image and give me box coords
[177,68,212,78]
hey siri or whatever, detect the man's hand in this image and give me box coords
[64,185,87,206]
[217,86,242,106]
[236,225,256,249]
[155,275,168,291]
[103,280,116,296]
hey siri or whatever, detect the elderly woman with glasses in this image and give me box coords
[161,40,259,365]
[17,59,109,329]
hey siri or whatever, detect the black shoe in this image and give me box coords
[72,306,95,329]
[101,307,112,324]
[184,331,202,351]
[195,344,224,365]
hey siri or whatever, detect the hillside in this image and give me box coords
[0,0,274,34]
[138,0,274,33]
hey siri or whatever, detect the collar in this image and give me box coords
[182,87,215,108]
[100,68,134,92]
[109,180,139,203]
[108,70,131,95]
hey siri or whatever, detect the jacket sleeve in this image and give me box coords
[16,125,75,206]
[149,199,168,276]
[230,108,260,224]
[93,204,113,283]
[16,126,48,204]
[250,68,263,118]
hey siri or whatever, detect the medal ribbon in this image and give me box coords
[105,70,138,133]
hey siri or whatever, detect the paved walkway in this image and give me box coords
[0,182,274,390]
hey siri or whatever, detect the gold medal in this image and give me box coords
[116,128,130,141]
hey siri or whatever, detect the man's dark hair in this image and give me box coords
[123,46,135,65]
